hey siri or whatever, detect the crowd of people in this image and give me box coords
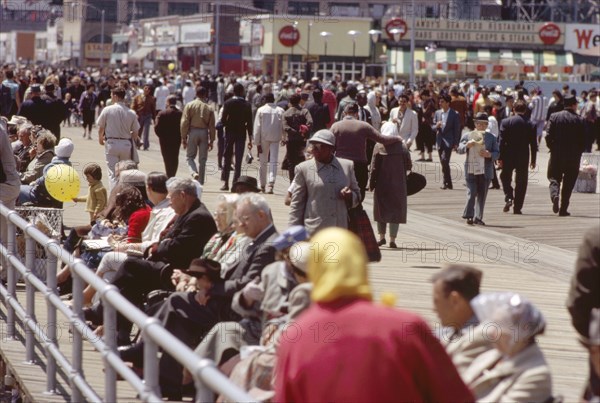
[0,63,599,401]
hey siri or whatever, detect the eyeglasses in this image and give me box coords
[212,211,227,217]
[186,270,208,279]
[235,215,252,224]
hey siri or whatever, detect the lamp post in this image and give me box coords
[305,21,312,81]
[347,30,360,81]
[290,20,298,77]
[72,2,105,69]
[389,28,403,81]
[368,29,382,64]
[320,31,331,56]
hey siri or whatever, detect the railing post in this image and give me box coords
[6,218,16,339]
[24,233,36,363]
[194,360,217,403]
[44,240,59,394]
[102,287,117,403]
[143,318,161,398]
[70,269,84,403]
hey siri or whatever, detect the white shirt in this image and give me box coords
[254,103,285,143]
[182,86,195,106]
[140,198,176,252]
[154,85,170,110]
[487,116,499,138]
[96,102,140,139]
[388,107,418,144]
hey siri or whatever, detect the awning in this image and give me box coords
[130,47,154,60]
[388,48,575,76]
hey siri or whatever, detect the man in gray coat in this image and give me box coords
[289,129,361,235]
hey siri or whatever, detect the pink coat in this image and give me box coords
[322,89,337,128]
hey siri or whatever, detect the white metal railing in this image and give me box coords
[0,203,254,402]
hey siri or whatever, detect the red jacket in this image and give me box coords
[275,299,474,402]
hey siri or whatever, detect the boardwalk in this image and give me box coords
[2,125,599,401]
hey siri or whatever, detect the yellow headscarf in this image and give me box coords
[308,228,372,303]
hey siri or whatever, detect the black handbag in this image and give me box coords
[406,171,427,196]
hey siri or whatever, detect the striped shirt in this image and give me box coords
[529,95,545,122]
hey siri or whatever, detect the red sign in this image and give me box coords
[538,23,561,45]
[493,65,504,73]
[278,25,300,47]
[476,65,487,73]
[448,63,459,71]
[540,66,549,73]
[385,18,408,40]
[523,65,535,73]
[563,66,574,74]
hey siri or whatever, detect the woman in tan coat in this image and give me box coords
[462,292,552,402]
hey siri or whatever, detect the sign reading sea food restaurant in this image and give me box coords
[383,18,565,46]
[278,25,300,47]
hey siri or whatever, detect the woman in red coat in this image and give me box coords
[113,185,151,243]
[274,227,474,402]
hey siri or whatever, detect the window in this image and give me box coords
[136,1,159,19]
[288,1,320,16]
[329,3,361,17]
[85,1,117,22]
[369,4,388,19]
[167,2,199,15]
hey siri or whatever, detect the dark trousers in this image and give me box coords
[366,139,375,165]
[110,257,173,336]
[221,132,246,185]
[500,157,529,211]
[438,145,454,187]
[547,156,579,213]
[286,140,305,182]
[82,109,95,132]
[417,126,435,154]
[159,138,180,178]
[354,161,369,201]
[156,292,217,393]
[217,125,225,168]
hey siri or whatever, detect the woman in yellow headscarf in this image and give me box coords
[274,227,474,402]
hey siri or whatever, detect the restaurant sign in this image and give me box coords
[384,18,565,46]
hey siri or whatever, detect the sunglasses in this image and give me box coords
[185,270,208,279]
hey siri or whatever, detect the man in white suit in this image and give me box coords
[254,93,285,194]
[388,94,418,149]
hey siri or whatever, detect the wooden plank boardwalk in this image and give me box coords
[2,125,598,401]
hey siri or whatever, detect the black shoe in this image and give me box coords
[513,209,522,215]
[377,238,386,246]
[117,343,144,367]
[503,200,513,213]
[489,185,500,190]
[466,218,474,225]
[389,241,397,249]
[426,158,433,162]
[219,184,229,191]
[559,211,571,217]
[552,197,559,214]
[474,218,485,226]
[440,184,452,190]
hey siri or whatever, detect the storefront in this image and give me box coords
[382,17,573,80]
[258,15,373,80]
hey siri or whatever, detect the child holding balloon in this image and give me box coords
[73,163,107,224]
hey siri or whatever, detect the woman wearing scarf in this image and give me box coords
[370,121,411,249]
[275,227,474,402]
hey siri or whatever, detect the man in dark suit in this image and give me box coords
[220,83,253,191]
[545,95,587,216]
[496,95,513,129]
[154,95,182,177]
[432,94,461,189]
[84,178,217,345]
[304,87,330,137]
[498,100,537,214]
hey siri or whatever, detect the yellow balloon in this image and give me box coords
[380,292,397,308]
[168,62,175,71]
[45,164,81,203]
